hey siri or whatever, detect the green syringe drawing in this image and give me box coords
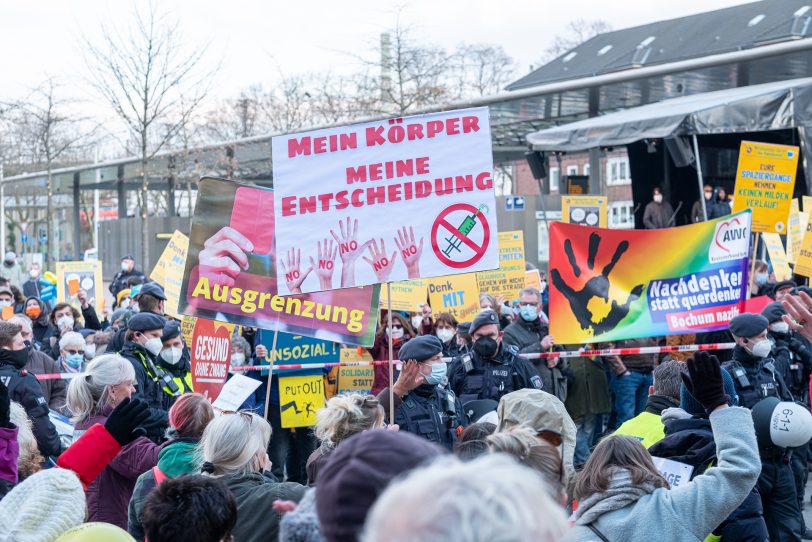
[442,204,489,257]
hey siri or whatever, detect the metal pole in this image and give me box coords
[387,282,394,422]
[94,150,100,252]
[0,164,4,261]
[692,135,708,221]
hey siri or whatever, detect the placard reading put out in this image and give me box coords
[732,140,798,234]
[272,107,498,294]
[279,374,325,428]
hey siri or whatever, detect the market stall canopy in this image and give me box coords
[526,76,812,152]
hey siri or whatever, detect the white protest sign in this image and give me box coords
[651,456,694,488]
[272,107,498,294]
[212,374,263,412]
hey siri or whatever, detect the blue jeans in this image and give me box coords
[574,414,598,467]
[612,371,653,426]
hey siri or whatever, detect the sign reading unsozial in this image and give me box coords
[271,107,499,294]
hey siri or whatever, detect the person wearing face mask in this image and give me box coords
[720,313,801,541]
[22,264,42,300]
[377,335,466,450]
[691,184,714,223]
[709,185,732,219]
[369,311,416,395]
[433,312,464,358]
[0,251,25,287]
[118,312,172,440]
[0,287,16,314]
[109,255,147,302]
[643,186,675,230]
[448,309,542,406]
[107,282,167,356]
[58,331,88,374]
[0,320,61,458]
[749,260,772,297]
[503,288,570,403]
[23,297,50,348]
[157,321,193,398]
[45,299,102,360]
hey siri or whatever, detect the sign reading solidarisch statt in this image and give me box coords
[271,107,499,294]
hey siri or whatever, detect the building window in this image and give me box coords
[606,157,631,186]
[583,164,590,176]
[566,165,578,176]
[549,167,560,192]
[609,200,635,229]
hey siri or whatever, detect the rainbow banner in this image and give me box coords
[549,211,752,344]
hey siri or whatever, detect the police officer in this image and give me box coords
[118,312,178,439]
[723,313,801,542]
[377,335,466,450]
[763,302,812,403]
[107,281,167,353]
[0,320,61,457]
[448,309,542,406]
[157,320,193,394]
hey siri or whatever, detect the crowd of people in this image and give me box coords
[0,251,811,542]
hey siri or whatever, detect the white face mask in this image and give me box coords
[653,194,663,203]
[121,261,131,272]
[436,328,455,344]
[231,352,246,365]
[411,316,423,330]
[748,338,772,358]
[143,336,163,356]
[84,343,96,360]
[770,322,790,334]
[387,327,404,340]
[0,300,12,308]
[56,315,74,329]
[160,347,184,365]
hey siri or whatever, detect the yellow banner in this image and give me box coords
[426,273,480,321]
[525,269,541,290]
[763,233,793,281]
[379,280,428,312]
[180,315,197,346]
[732,140,798,233]
[788,200,801,262]
[279,374,325,428]
[56,261,104,316]
[476,231,527,301]
[562,195,608,228]
[804,196,812,213]
[150,230,189,317]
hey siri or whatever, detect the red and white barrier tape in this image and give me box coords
[32,342,736,380]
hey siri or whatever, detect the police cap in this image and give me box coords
[729,313,769,338]
[469,309,500,335]
[457,322,471,335]
[138,282,166,301]
[773,280,797,296]
[761,302,787,324]
[794,285,812,298]
[161,320,181,342]
[127,312,166,332]
[398,335,443,363]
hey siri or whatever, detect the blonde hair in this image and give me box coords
[9,402,43,479]
[314,394,384,447]
[66,354,135,425]
[198,412,271,477]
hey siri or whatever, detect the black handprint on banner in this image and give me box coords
[551,232,644,335]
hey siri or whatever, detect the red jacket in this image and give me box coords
[57,424,122,490]
[368,333,408,395]
[71,413,160,529]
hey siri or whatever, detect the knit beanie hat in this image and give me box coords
[315,430,446,542]
[0,468,85,542]
[680,367,739,415]
[279,489,324,542]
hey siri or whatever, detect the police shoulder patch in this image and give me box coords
[530,375,543,390]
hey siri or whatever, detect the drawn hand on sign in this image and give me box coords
[551,232,644,335]
[331,217,372,288]
[394,226,423,279]
[363,239,397,283]
[198,227,253,286]
[309,238,338,291]
[280,248,312,294]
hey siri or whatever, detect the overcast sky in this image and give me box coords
[1,0,753,105]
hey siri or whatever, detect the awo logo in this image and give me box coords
[709,214,751,263]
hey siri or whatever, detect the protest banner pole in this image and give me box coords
[749,232,760,298]
[692,134,708,221]
[387,282,395,421]
[263,314,282,420]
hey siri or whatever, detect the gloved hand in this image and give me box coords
[0,379,9,428]
[104,397,150,445]
[790,338,810,357]
[681,351,730,414]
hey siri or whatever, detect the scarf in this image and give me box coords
[574,468,659,526]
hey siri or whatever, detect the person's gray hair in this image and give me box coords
[518,287,540,300]
[653,359,684,403]
[231,336,251,355]
[66,354,135,425]
[198,412,272,477]
[9,314,32,333]
[59,331,85,351]
[362,454,568,542]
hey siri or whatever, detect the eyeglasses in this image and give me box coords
[519,302,538,307]
[391,324,403,330]
[64,349,83,355]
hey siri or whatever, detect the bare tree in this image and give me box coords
[450,44,518,98]
[538,19,612,65]
[12,78,97,269]
[84,2,215,268]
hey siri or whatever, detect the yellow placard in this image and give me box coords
[732,141,798,233]
[56,261,104,317]
[379,280,428,312]
[337,366,374,395]
[150,230,189,317]
[279,374,325,428]
[426,273,480,322]
[180,315,197,346]
[788,200,802,262]
[476,230,526,301]
[562,195,608,228]
[804,196,812,213]
[762,233,793,281]
[525,269,542,290]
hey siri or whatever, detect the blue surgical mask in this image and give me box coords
[423,362,447,386]
[65,352,84,369]
[755,272,768,286]
[520,305,538,322]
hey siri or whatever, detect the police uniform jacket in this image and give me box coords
[448,343,542,405]
[722,345,792,410]
[378,383,465,450]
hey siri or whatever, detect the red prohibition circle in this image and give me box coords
[430,203,491,269]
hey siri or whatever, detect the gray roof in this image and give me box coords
[508,0,812,90]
